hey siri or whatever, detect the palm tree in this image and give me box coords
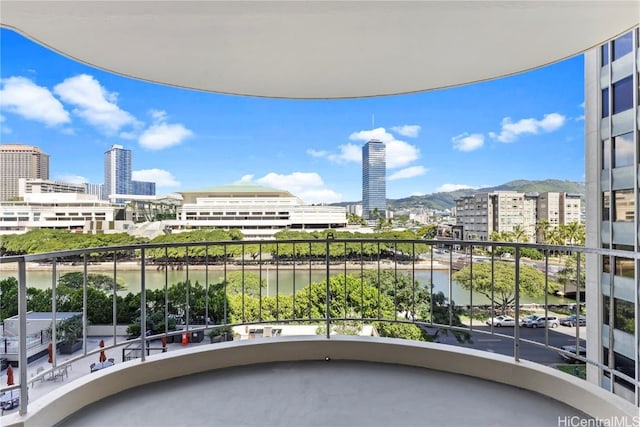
[535,219,551,244]
[561,221,584,246]
[511,224,528,243]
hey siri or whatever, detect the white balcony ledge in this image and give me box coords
[2,337,636,427]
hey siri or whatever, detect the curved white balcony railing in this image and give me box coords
[0,238,638,424]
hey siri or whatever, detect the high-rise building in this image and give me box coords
[0,144,50,201]
[131,180,156,196]
[362,139,386,225]
[585,27,638,404]
[456,191,581,243]
[104,144,132,203]
[84,183,104,200]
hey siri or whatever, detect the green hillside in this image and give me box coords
[334,179,585,211]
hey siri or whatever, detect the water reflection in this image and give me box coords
[1,266,567,306]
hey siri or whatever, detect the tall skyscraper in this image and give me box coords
[0,144,49,201]
[104,144,132,203]
[585,27,638,404]
[362,139,386,225]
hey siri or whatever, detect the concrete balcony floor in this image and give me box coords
[58,360,587,427]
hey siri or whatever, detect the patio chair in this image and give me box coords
[31,367,44,387]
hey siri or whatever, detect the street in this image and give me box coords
[433,324,586,366]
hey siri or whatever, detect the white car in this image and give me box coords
[521,314,560,328]
[520,314,542,327]
[560,345,586,364]
[485,315,516,327]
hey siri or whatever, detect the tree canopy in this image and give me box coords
[453,262,558,313]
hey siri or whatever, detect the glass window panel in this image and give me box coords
[602,87,609,118]
[612,31,633,60]
[613,189,633,222]
[613,299,635,333]
[602,191,610,221]
[614,258,634,279]
[613,354,635,391]
[612,132,634,168]
[602,255,611,273]
[602,139,611,169]
[612,244,634,251]
[612,76,633,114]
[601,43,609,66]
[603,296,610,326]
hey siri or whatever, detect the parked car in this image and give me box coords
[519,314,542,327]
[530,315,560,328]
[560,315,586,327]
[485,315,516,327]
[560,345,586,364]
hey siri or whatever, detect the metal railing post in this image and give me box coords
[325,234,332,339]
[140,248,146,362]
[83,255,88,356]
[513,246,521,362]
[18,259,28,415]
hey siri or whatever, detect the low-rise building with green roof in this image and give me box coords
[163,183,347,239]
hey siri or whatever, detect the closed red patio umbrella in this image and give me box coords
[99,339,106,363]
[47,342,53,364]
[6,364,14,386]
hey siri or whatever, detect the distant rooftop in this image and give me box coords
[181,184,295,198]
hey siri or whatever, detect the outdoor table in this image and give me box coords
[0,389,20,414]
[90,360,115,373]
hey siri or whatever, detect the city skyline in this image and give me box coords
[0,28,586,204]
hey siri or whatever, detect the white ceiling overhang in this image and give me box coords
[1,1,638,99]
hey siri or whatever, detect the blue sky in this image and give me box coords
[0,28,585,204]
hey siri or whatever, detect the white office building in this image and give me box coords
[0,193,128,235]
[163,184,347,239]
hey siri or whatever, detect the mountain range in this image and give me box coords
[333,179,585,211]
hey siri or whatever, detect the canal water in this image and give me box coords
[1,266,568,306]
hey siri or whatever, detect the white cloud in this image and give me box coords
[390,125,421,138]
[435,183,476,193]
[452,133,484,152]
[138,109,193,150]
[251,172,342,204]
[489,112,566,143]
[349,127,420,168]
[238,175,254,183]
[139,123,192,150]
[149,109,168,122]
[132,169,180,187]
[54,74,138,134]
[385,140,420,168]
[306,149,328,158]
[388,166,428,181]
[0,76,70,126]
[349,127,395,144]
[311,127,421,169]
[56,174,87,184]
[326,144,361,164]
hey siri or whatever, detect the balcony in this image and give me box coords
[0,238,638,426]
